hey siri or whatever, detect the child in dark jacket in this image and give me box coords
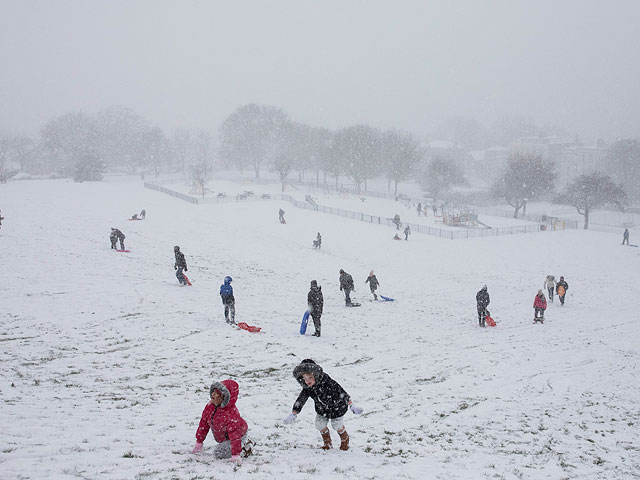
[365,270,380,300]
[307,280,324,337]
[192,379,248,464]
[220,276,235,324]
[282,359,363,451]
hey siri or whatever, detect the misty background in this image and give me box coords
[1,0,639,208]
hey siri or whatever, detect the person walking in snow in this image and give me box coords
[307,280,324,337]
[282,359,363,451]
[139,209,146,220]
[476,285,490,327]
[111,228,125,250]
[622,228,630,245]
[191,379,249,464]
[174,245,188,285]
[556,276,569,305]
[220,276,236,324]
[279,208,286,224]
[417,203,422,216]
[313,232,322,249]
[533,289,547,323]
[365,270,380,300]
[109,229,118,249]
[392,214,401,230]
[404,225,411,240]
[0,209,4,229]
[339,269,355,306]
[544,275,556,303]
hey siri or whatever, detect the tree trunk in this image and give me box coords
[513,204,521,218]
[394,180,398,197]
[583,208,590,229]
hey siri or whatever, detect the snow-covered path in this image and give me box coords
[1,178,639,480]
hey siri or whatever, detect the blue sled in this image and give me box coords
[300,310,310,334]
[379,295,395,302]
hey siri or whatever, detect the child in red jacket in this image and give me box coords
[191,380,248,464]
[533,289,547,323]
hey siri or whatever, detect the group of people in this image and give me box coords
[475,275,569,327]
[109,228,125,250]
[192,359,363,462]
[130,209,146,220]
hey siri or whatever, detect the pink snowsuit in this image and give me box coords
[195,380,248,456]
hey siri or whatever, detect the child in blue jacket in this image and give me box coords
[220,276,235,324]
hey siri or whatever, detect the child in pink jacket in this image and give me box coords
[191,380,248,463]
[533,290,547,323]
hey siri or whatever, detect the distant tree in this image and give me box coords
[172,128,193,173]
[219,104,289,179]
[11,135,36,172]
[41,112,98,174]
[554,172,627,229]
[419,156,465,203]
[95,106,149,171]
[141,126,170,177]
[382,129,423,197]
[333,125,382,193]
[188,161,211,197]
[491,153,555,218]
[73,152,105,182]
[607,139,640,201]
[0,134,9,172]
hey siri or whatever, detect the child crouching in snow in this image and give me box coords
[283,359,363,450]
[192,380,248,464]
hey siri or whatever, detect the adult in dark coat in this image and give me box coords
[365,270,380,300]
[339,269,355,306]
[174,245,188,285]
[282,359,362,451]
[622,228,629,245]
[111,228,125,250]
[307,280,324,337]
[556,276,569,305]
[476,285,490,327]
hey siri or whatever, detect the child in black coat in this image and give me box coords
[282,359,362,450]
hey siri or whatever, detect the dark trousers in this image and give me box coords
[111,239,117,249]
[119,239,125,250]
[559,294,566,305]
[176,267,186,284]
[224,299,236,323]
[477,307,486,326]
[547,287,554,302]
[534,307,545,319]
[370,286,378,300]
[344,289,352,306]
[311,312,321,336]
[623,237,629,245]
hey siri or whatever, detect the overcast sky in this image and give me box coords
[1,0,639,142]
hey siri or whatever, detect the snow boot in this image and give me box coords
[338,430,350,451]
[320,430,332,450]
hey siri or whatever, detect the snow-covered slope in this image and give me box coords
[1,178,639,480]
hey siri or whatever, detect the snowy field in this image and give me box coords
[1,177,639,480]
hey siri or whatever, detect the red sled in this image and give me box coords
[237,322,261,333]
[116,249,131,253]
[485,314,496,327]
[183,274,192,286]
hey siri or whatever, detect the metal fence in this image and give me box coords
[145,183,575,240]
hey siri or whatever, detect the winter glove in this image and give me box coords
[350,405,363,415]
[184,268,188,271]
[229,455,242,465]
[191,442,203,454]
[283,413,297,424]
[174,266,177,270]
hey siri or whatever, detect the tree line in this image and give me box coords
[1,103,636,228]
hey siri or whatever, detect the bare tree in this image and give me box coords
[419,156,466,203]
[382,129,423,197]
[219,104,289,179]
[333,125,382,193]
[491,153,555,218]
[554,172,627,229]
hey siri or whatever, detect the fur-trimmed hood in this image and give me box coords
[209,379,239,408]
[293,359,324,387]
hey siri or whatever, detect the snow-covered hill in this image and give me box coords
[1,177,639,480]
